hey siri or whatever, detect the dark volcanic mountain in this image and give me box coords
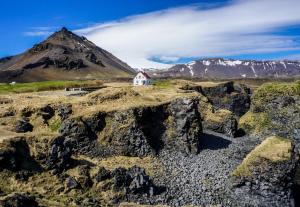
[0,27,135,82]
[150,58,300,79]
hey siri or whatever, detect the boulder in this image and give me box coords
[38,105,55,121]
[65,176,80,190]
[59,118,95,139]
[94,167,111,182]
[77,165,93,188]
[15,119,33,133]
[46,136,73,172]
[111,166,158,196]
[57,104,72,120]
[127,166,155,195]
[0,193,39,207]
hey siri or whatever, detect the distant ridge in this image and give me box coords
[147,58,300,79]
[0,27,135,82]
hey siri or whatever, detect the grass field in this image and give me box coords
[0,80,103,94]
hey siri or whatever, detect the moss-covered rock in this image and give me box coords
[232,136,292,178]
[201,81,251,117]
[203,109,238,137]
[231,136,297,206]
[239,81,300,140]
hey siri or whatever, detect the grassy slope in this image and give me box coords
[0,80,103,94]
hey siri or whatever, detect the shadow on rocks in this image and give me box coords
[200,133,231,150]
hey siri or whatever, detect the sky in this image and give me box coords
[1,0,300,68]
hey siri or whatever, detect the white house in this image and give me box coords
[133,71,152,86]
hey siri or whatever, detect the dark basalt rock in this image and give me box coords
[112,167,132,191]
[230,145,298,206]
[46,136,73,172]
[59,118,96,139]
[15,119,33,133]
[65,176,80,190]
[77,165,93,188]
[202,82,251,117]
[23,56,86,70]
[167,98,202,154]
[38,105,55,121]
[29,42,54,53]
[0,138,41,172]
[127,166,156,195]
[203,111,238,137]
[57,104,72,120]
[95,167,111,182]
[0,193,39,207]
[20,107,33,118]
[85,52,105,67]
[61,97,202,157]
[112,166,159,196]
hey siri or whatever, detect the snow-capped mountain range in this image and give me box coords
[148,58,300,79]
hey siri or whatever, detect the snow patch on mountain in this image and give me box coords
[203,60,211,66]
[251,66,258,77]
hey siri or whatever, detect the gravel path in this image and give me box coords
[155,130,260,206]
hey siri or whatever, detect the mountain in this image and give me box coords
[0,27,135,82]
[149,58,300,79]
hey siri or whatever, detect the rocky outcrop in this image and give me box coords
[95,167,112,182]
[0,193,39,207]
[112,166,158,196]
[201,81,251,117]
[166,98,201,154]
[23,56,86,70]
[58,97,202,156]
[239,81,300,141]
[57,104,72,121]
[203,109,238,137]
[0,138,41,172]
[46,136,73,173]
[230,136,298,206]
[15,119,33,133]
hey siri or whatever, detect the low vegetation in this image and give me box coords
[0,80,103,94]
[239,111,271,134]
[232,136,292,178]
[153,79,173,89]
[98,156,165,177]
[252,81,300,106]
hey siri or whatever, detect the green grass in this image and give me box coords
[0,80,103,94]
[153,79,172,89]
[48,116,61,132]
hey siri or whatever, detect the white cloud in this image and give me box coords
[282,54,300,60]
[75,0,300,68]
[24,26,57,37]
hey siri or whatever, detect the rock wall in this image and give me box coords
[58,97,203,157]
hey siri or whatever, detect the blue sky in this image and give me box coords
[1,0,300,68]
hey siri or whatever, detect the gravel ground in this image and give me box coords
[154,130,260,206]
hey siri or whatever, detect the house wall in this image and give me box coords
[133,73,151,86]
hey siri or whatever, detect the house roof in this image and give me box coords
[137,71,151,79]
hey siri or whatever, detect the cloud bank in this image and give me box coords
[24,27,57,37]
[75,0,300,68]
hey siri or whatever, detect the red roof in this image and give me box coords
[139,71,151,79]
